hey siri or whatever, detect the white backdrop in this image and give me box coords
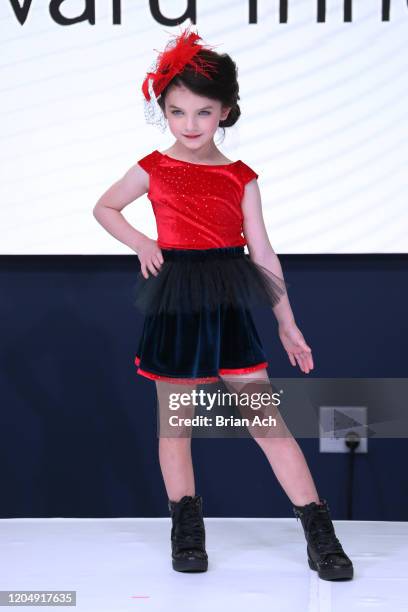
[1,1,407,254]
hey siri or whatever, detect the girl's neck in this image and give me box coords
[165,142,230,165]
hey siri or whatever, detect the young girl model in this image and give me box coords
[93,25,353,581]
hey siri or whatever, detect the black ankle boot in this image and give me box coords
[168,495,208,572]
[293,498,353,581]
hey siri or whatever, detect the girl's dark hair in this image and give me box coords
[157,49,241,140]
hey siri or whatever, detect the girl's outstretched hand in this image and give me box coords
[278,321,314,374]
[137,237,164,279]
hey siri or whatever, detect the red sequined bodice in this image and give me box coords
[137,150,258,249]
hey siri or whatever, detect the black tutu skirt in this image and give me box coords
[132,245,289,316]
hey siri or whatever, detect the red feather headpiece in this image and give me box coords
[141,24,219,131]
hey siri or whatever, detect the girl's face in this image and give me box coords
[163,85,231,149]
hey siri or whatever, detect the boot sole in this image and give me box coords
[308,556,353,580]
[172,558,208,572]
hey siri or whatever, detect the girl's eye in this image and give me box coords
[171,110,210,116]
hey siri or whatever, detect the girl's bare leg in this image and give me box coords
[155,380,196,502]
[220,369,321,507]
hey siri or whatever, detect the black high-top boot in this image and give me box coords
[293,498,354,581]
[168,495,208,572]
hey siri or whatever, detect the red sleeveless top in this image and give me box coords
[137,150,258,249]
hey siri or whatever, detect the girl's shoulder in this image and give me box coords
[136,149,162,174]
[136,149,259,185]
[236,160,259,186]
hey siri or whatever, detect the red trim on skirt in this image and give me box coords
[134,355,268,384]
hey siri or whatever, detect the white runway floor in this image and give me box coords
[1,517,407,612]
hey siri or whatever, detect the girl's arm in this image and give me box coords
[93,163,164,278]
[242,179,314,373]
[93,163,151,252]
[241,179,295,327]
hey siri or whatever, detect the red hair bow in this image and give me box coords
[142,24,219,102]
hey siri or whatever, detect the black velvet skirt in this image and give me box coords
[132,246,288,384]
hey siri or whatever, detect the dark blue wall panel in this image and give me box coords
[0,255,407,520]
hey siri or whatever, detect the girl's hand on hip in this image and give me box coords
[137,237,164,279]
[278,322,314,373]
